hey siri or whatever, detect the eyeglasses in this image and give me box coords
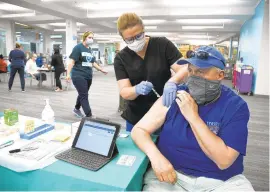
[87,37,94,39]
[123,32,145,44]
[190,51,225,66]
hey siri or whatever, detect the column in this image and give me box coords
[43,31,52,55]
[255,2,269,95]
[65,19,77,57]
[6,21,15,54]
[228,37,233,59]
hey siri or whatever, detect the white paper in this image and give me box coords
[244,70,251,74]
[117,155,136,166]
[0,116,74,172]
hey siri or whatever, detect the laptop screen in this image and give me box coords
[75,120,116,156]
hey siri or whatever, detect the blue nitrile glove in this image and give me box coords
[135,81,153,96]
[162,82,177,107]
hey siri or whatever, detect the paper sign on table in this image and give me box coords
[117,155,136,166]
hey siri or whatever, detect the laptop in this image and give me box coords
[55,117,121,171]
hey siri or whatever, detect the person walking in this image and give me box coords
[8,43,26,92]
[66,31,108,118]
[51,48,65,92]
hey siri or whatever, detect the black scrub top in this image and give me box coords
[114,37,182,125]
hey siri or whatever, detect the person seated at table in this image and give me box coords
[0,54,7,73]
[131,46,254,191]
[36,53,43,67]
[0,54,7,82]
[25,54,47,86]
[51,48,65,92]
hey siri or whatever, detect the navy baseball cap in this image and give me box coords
[177,46,225,70]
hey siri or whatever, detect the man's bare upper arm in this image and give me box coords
[135,97,169,134]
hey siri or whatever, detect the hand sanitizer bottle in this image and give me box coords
[41,99,55,125]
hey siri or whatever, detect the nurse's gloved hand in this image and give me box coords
[135,81,153,96]
[162,82,177,107]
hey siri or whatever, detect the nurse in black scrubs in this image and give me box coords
[114,13,188,131]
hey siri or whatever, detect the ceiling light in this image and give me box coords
[146,32,172,36]
[0,11,36,18]
[182,25,224,30]
[16,32,21,34]
[145,26,157,30]
[176,19,234,24]
[97,40,115,44]
[178,35,215,39]
[15,22,29,27]
[49,22,85,27]
[143,20,166,25]
[53,29,66,32]
[95,34,120,38]
[0,3,29,11]
[54,28,80,32]
[50,35,63,39]
[170,8,231,15]
[186,40,215,45]
[164,0,240,7]
[79,1,140,10]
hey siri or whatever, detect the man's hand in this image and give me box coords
[162,82,177,107]
[150,153,177,184]
[176,90,199,122]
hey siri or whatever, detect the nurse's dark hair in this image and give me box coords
[82,31,94,42]
[117,13,144,36]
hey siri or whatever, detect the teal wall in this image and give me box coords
[238,0,265,91]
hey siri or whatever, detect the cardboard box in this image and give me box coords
[4,109,18,126]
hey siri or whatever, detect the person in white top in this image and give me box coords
[25,54,47,86]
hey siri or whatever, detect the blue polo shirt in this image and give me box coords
[157,85,249,181]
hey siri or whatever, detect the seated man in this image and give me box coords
[0,54,7,73]
[25,54,47,86]
[0,54,7,82]
[36,53,43,67]
[131,46,254,191]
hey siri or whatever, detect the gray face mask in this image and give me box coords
[186,75,221,105]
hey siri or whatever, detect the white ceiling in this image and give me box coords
[0,0,260,45]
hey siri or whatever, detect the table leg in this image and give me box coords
[51,70,53,90]
[39,71,42,88]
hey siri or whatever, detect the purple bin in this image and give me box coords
[235,66,253,95]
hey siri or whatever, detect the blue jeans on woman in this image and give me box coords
[72,76,92,117]
[8,66,25,90]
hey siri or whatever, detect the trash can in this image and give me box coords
[235,65,253,95]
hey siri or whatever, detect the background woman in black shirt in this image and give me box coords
[114,13,188,131]
[51,48,65,92]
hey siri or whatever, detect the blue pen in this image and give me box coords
[0,140,14,149]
